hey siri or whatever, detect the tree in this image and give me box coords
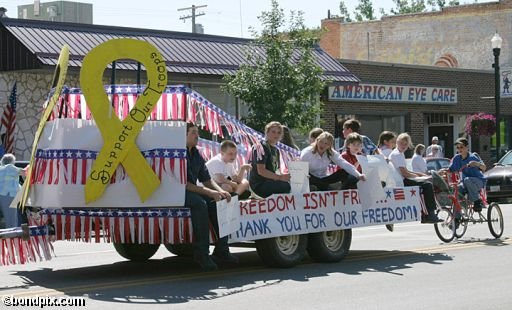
[428,0,460,11]
[390,0,427,15]
[354,0,376,21]
[339,1,353,22]
[223,0,324,133]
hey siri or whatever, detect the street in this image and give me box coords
[1,204,511,310]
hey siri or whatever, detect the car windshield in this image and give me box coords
[499,152,512,165]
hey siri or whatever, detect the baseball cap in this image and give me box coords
[454,137,469,146]
[432,136,439,141]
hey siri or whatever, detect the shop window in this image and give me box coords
[335,114,405,149]
[427,113,453,124]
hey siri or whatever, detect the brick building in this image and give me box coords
[322,59,512,165]
[320,0,512,70]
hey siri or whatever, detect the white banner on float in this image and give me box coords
[226,187,421,243]
[27,119,186,208]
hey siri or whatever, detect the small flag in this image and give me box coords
[1,82,17,154]
[393,188,405,200]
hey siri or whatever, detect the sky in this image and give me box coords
[0,0,493,38]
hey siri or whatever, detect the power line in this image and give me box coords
[178,4,207,34]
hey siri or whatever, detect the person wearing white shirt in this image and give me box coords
[389,133,440,224]
[411,144,427,173]
[377,131,397,159]
[206,140,251,196]
[300,132,365,191]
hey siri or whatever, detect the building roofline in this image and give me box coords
[339,58,493,74]
[0,17,254,44]
[322,0,508,25]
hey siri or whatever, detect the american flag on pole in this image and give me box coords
[1,82,17,154]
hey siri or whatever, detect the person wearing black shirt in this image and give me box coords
[185,123,237,271]
[249,121,291,198]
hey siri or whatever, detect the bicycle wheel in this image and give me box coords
[434,207,455,243]
[487,202,504,238]
[455,204,469,239]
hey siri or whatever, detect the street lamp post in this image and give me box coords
[492,32,503,162]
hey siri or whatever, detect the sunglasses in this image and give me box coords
[455,145,466,149]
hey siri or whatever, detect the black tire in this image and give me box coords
[434,207,455,243]
[307,229,352,263]
[255,234,308,268]
[113,243,160,262]
[487,202,504,238]
[455,204,468,239]
[164,244,194,257]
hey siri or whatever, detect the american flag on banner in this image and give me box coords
[1,82,17,154]
[393,188,405,200]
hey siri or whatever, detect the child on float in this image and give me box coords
[308,127,324,145]
[378,131,397,159]
[344,133,395,232]
[388,133,441,223]
[249,121,291,198]
[206,140,251,196]
[300,131,366,191]
[411,144,427,173]
[341,132,363,174]
[339,119,380,155]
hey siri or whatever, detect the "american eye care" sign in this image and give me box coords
[329,83,457,104]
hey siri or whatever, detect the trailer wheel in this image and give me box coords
[307,229,352,263]
[113,243,160,262]
[255,234,307,268]
[164,244,194,257]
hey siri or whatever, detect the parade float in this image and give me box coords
[0,39,423,268]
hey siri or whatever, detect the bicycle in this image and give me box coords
[431,170,504,243]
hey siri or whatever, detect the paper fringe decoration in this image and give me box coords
[0,226,53,266]
[27,209,217,245]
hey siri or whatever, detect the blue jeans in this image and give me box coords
[185,191,228,256]
[458,177,485,202]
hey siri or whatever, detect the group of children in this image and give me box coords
[203,119,443,224]
[186,120,488,271]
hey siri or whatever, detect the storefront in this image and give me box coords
[322,60,512,164]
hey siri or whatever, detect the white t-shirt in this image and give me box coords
[205,154,236,180]
[388,148,406,179]
[379,147,393,158]
[411,154,427,173]
[300,145,361,179]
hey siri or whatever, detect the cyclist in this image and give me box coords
[445,138,486,212]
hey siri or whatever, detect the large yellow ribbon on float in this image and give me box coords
[80,39,168,203]
[20,45,70,210]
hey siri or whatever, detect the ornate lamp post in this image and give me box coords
[492,32,503,161]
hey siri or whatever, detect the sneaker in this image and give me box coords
[421,214,443,224]
[193,253,218,272]
[385,224,394,232]
[473,200,485,212]
[212,249,239,265]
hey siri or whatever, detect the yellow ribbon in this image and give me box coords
[80,39,168,203]
[21,45,70,210]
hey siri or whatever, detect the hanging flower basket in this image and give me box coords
[464,113,496,136]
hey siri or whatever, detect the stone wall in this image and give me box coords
[320,0,512,70]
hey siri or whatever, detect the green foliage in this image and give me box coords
[390,0,427,15]
[354,0,376,21]
[222,0,325,133]
[339,1,353,22]
[427,0,460,10]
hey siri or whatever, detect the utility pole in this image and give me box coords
[178,5,207,33]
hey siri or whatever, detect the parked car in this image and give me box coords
[406,157,451,172]
[425,157,451,171]
[485,150,512,203]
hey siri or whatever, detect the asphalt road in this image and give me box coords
[1,204,511,310]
